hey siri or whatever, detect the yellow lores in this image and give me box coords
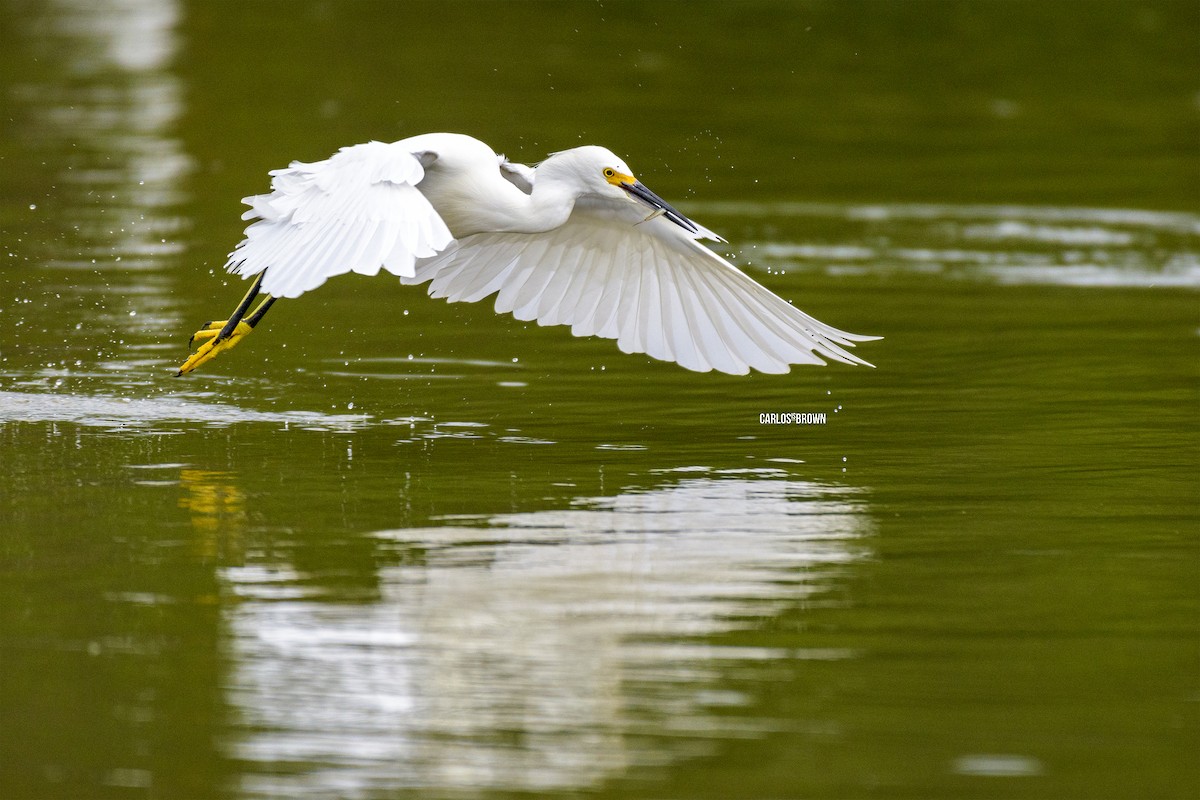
[177,133,876,376]
[603,167,635,186]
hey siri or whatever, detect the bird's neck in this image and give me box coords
[425,171,576,238]
[504,181,576,234]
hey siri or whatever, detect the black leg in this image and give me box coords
[216,270,265,342]
[245,294,276,328]
[176,270,274,376]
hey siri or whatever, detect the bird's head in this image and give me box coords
[539,146,703,235]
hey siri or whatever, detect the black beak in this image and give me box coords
[620,180,701,235]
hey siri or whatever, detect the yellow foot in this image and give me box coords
[176,320,253,376]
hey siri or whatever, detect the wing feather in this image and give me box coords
[545,237,599,326]
[462,254,520,303]
[694,269,792,372]
[227,140,453,298]
[633,247,667,360]
[588,250,626,340]
[511,241,560,320]
[703,264,868,366]
[337,216,378,278]
[661,263,702,370]
[497,240,553,317]
[404,201,876,374]
[673,262,751,374]
[534,225,587,323]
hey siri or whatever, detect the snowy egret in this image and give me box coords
[176,133,877,376]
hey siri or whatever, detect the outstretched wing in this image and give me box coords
[405,203,877,374]
[227,140,454,299]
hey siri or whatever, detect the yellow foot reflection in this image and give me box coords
[176,320,253,376]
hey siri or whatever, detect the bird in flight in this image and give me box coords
[176,133,877,376]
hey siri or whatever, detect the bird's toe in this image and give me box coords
[177,321,254,376]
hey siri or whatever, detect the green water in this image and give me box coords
[1,1,1197,798]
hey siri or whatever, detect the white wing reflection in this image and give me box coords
[223,473,869,797]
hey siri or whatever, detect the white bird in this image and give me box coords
[176,132,878,376]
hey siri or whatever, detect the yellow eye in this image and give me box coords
[603,168,615,178]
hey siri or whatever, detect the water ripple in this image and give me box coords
[0,389,369,432]
[707,202,1200,290]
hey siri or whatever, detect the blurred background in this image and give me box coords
[0,1,1197,798]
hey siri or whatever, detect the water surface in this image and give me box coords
[1,1,1197,798]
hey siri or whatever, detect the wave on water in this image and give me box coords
[0,389,370,432]
[687,202,1200,289]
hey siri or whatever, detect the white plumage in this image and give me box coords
[231,140,452,297]
[207,132,878,375]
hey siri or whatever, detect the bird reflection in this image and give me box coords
[221,471,869,795]
[178,468,245,562]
